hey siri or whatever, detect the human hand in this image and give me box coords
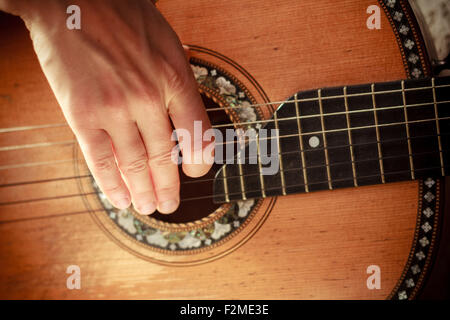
[3,0,213,214]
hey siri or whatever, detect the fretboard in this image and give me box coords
[213,76,450,203]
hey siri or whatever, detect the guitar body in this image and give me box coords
[0,0,447,299]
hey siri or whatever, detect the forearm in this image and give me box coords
[1,0,158,31]
[0,0,71,29]
[0,0,35,16]
[1,0,157,17]
[0,0,206,214]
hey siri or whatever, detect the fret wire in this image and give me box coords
[6,165,446,205]
[6,130,447,188]
[4,115,449,156]
[183,163,449,202]
[343,86,358,187]
[239,132,450,164]
[4,131,447,174]
[256,135,266,198]
[230,116,450,146]
[318,89,332,190]
[432,78,445,176]
[273,111,287,195]
[212,149,442,183]
[3,148,442,189]
[2,99,448,137]
[202,83,450,113]
[401,80,415,179]
[294,93,309,192]
[211,100,449,130]
[221,165,230,202]
[371,84,385,183]
[237,152,247,200]
[5,115,448,159]
[216,165,447,201]
[1,83,450,135]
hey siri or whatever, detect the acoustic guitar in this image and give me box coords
[0,0,449,299]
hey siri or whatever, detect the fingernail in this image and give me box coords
[115,197,130,209]
[158,200,179,214]
[136,202,156,215]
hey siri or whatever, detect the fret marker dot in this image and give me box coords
[309,136,320,148]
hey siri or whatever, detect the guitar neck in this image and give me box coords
[213,76,450,203]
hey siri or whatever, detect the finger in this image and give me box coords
[106,121,157,215]
[136,107,180,214]
[165,62,214,178]
[75,128,131,209]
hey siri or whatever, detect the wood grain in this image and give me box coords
[0,0,423,299]
[0,182,418,299]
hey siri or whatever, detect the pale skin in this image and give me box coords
[0,0,213,214]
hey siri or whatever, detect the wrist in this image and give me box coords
[0,0,36,16]
[0,0,60,26]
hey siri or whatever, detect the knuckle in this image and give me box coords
[67,86,131,126]
[122,157,149,175]
[141,83,162,106]
[103,105,131,124]
[121,71,162,106]
[148,149,175,168]
[162,60,189,95]
[69,106,127,131]
[68,105,102,129]
[92,156,116,172]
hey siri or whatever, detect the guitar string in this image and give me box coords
[1,82,448,135]
[2,114,450,180]
[0,165,446,207]
[0,174,92,188]
[172,150,443,183]
[0,86,447,205]
[1,98,449,138]
[0,140,76,152]
[0,192,98,206]
[0,123,67,134]
[0,147,441,189]
[1,131,448,187]
[186,132,450,164]
[184,165,449,202]
[0,127,450,170]
[203,83,450,113]
[0,209,104,225]
[0,158,84,171]
[210,115,450,147]
[1,105,450,153]
[0,104,446,216]
[212,100,450,130]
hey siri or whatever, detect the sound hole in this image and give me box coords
[150,93,231,224]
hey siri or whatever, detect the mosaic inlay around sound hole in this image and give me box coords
[92,58,266,253]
